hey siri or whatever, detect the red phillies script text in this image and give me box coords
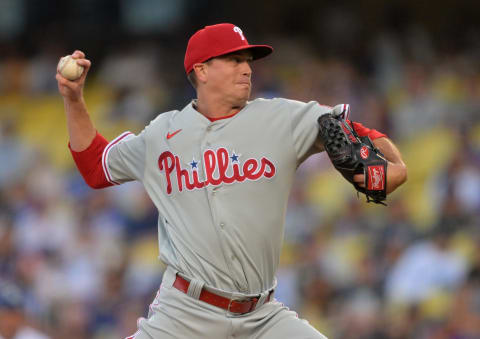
[158,148,276,194]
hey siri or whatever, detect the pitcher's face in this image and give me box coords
[203,50,253,105]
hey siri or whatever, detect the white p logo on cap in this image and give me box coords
[233,26,245,40]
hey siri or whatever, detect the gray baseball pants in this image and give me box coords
[126,266,327,339]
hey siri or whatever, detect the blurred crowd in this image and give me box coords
[1,3,480,339]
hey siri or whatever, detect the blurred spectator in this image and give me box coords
[333,288,383,339]
[390,62,448,140]
[374,199,417,275]
[385,220,467,305]
[27,41,65,95]
[432,136,480,217]
[0,120,33,189]
[448,250,480,337]
[0,280,50,339]
[97,43,167,125]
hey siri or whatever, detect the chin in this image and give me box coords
[241,89,251,101]
[237,95,250,105]
[232,92,249,103]
[229,88,251,107]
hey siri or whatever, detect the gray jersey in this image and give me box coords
[103,98,330,294]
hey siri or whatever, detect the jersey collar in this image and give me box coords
[191,100,248,122]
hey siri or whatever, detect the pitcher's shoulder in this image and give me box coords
[248,97,313,113]
[249,97,291,105]
[145,110,178,130]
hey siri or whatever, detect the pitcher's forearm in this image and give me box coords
[373,138,403,164]
[56,50,96,151]
[385,162,407,193]
[64,98,96,151]
[373,137,407,193]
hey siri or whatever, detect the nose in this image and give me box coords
[242,61,252,77]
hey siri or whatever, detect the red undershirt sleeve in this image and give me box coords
[68,132,113,189]
[347,120,387,140]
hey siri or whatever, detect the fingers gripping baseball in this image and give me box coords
[56,50,91,102]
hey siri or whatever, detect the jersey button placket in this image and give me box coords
[212,186,221,196]
[204,125,213,149]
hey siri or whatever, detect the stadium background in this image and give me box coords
[1,0,480,338]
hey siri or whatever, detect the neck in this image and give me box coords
[195,91,245,119]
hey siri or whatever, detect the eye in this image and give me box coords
[228,55,252,64]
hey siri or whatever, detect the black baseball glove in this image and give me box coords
[317,106,388,205]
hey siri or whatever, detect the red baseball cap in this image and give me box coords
[184,23,273,74]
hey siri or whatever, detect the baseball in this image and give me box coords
[57,55,84,81]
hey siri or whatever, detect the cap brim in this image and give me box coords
[214,44,273,61]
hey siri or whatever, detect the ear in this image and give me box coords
[193,63,208,84]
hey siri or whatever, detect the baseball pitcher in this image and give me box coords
[56,23,407,339]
